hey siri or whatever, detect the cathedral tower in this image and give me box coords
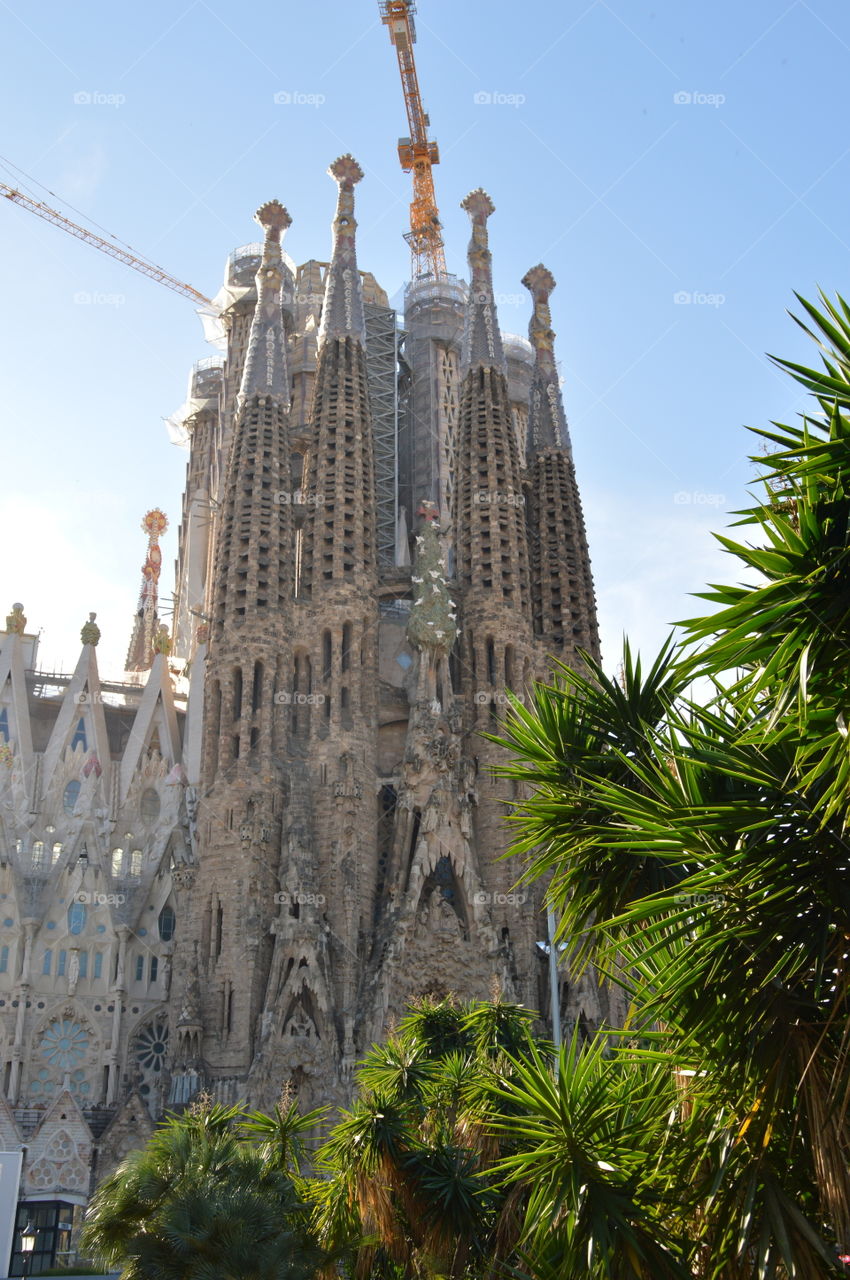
[522,264,599,662]
[174,199,295,1086]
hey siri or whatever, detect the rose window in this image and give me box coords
[40,1019,89,1070]
[134,1018,169,1115]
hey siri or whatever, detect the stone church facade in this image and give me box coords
[0,153,617,1268]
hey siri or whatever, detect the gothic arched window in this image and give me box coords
[158,904,176,942]
[140,788,161,824]
[63,780,81,816]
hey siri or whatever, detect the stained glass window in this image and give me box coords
[158,904,176,942]
[40,1018,88,1070]
[67,903,86,935]
[63,781,81,816]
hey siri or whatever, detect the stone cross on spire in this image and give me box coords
[460,188,505,373]
[318,154,367,348]
[522,263,570,455]
[239,199,292,407]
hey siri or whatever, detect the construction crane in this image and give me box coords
[379,0,447,281]
[1,183,214,307]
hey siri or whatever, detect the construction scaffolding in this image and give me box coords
[365,302,403,567]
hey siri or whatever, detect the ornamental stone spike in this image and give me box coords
[238,199,293,407]
[80,612,100,647]
[318,154,367,348]
[460,187,505,373]
[522,262,570,455]
[5,603,26,635]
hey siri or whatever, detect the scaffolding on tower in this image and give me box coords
[379,0,447,281]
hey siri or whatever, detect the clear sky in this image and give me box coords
[1,0,848,679]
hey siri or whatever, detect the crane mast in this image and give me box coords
[1,183,214,307]
[379,0,447,281]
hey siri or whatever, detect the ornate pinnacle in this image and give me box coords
[523,263,569,455]
[153,623,171,656]
[461,188,495,224]
[238,200,292,405]
[522,264,557,365]
[328,154,364,189]
[5,603,26,635]
[460,189,504,371]
[318,154,367,347]
[254,200,292,239]
[81,612,100,647]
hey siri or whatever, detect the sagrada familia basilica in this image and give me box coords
[0,143,618,1264]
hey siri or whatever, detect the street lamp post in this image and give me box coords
[547,908,562,1052]
[19,1222,36,1278]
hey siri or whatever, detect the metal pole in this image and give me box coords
[547,908,562,1052]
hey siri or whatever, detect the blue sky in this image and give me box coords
[1,0,848,679]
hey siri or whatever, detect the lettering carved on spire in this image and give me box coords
[522,264,569,454]
[460,188,505,372]
[239,200,293,406]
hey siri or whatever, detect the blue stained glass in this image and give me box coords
[68,903,86,935]
[41,1018,89,1069]
[63,781,81,815]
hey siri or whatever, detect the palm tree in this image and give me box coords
[312,995,538,1280]
[488,294,850,1277]
[80,1098,326,1280]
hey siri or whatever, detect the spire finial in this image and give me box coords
[329,153,364,190]
[522,262,569,453]
[238,200,292,405]
[125,510,167,673]
[318,155,367,347]
[5,603,26,635]
[81,612,100,647]
[255,199,292,239]
[460,188,505,371]
[522,264,557,364]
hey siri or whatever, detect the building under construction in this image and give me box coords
[0,2,618,1269]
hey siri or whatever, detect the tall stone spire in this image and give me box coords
[460,189,505,372]
[521,263,599,662]
[522,264,569,454]
[125,509,168,674]
[211,201,294,642]
[181,198,297,1091]
[300,157,376,595]
[239,201,292,406]
[317,155,367,348]
[283,156,380,1095]
[453,190,529,616]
